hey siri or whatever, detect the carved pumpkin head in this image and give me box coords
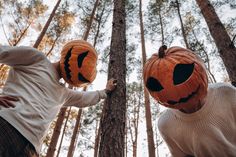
[60,40,97,87]
[144,46,208,109]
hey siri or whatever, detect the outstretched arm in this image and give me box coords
[64,78,117,108]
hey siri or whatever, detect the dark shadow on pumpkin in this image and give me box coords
[64,47,73,80]
[173,63,194,85]
[146,77,164,92]
[167,85,200,105]
[77,51,89,68]
[78,73,90,83]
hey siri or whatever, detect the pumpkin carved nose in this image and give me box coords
[173,63,194,85]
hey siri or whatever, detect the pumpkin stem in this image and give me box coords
[158,45,167,58]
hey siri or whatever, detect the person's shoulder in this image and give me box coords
[158,109,174,132]
[208,83,236,101]
[209,82,235,93]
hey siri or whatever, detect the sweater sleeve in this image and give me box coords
[63,89,107,108]
[0,45,45,66]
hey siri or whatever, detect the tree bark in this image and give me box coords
[139,0,156,156]
[98,0,126,156]
[196,0,236,86]
[33,0,61,48]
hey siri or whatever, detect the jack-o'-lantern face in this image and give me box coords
[143,46,208,109]
[60,40,97,87]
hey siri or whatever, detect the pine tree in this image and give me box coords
[99,0,126,156]
[196,0,236,86]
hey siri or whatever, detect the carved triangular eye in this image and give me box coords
[146,77,163,92]
[77,51,89,68]
[64,47,73,80]
[78,73,90,83]
[173,63,194,85]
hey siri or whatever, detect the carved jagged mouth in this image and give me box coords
[167,85,200,105]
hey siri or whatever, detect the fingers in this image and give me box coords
[0,100,16,108]
[0,95,18,108]
[3,96,19,101]
[106,78,117,94]
[108,78,117,85]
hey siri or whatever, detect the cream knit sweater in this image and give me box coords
[158,83,236,157]
[0,46,107,153]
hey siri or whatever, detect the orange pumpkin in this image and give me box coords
[60,40,97,87]
[143,45,208,109]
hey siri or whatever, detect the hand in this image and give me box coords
[105,78,117,94]
[0,95,19,108]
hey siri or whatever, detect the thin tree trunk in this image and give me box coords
[83,0,100,41]
[98,0,126,156]
[175,0,189,49]
[195,0,236,86]
[67,109,83,157]
[139,0,156,156]
[33,0,61,48]
[156,0,164,45]
[94,120,101,157]
[46,36,60,57]
[191,30,217,83]
[66,0,101,153]
[56,107,71,157]
[93,1,107,47]
[13,21,32,46]
[46,107,67,157]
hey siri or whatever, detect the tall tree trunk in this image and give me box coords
[139,0,156,157]
[46,107,67,157]
[33,0,61,48]
[175,0,189,49]
[195,0,236,86]
[67,109,83,157]
[98,0,126,156]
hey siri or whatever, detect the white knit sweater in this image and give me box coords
[158,83,236,157]
[0,46,107,153]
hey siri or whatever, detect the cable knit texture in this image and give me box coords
[158,83,236,157]
[0,46,106,153]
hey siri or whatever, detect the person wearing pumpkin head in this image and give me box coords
[0,40,117,157]
[144,45,236,157]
